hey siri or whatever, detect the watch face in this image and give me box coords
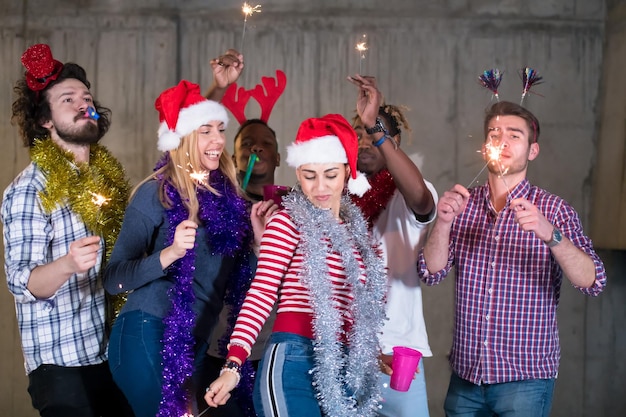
[554,228,562,242]
[547,228,562,247]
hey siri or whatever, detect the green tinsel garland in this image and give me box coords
[30,138,130,320]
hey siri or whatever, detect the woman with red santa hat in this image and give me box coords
[205,114,388,417]
[104,80,275,417]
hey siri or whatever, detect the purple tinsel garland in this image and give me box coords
[155,154,253,417]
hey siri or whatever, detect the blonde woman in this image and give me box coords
[104,80,274,417]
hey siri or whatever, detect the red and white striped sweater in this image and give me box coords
[227,210,367,363]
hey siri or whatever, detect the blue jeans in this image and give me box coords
[376,360,429,417]
[27,362,133,417]
[108,310,210,417]
[444,372,555,417]
[254,332,320,417]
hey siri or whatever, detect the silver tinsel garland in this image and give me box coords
[282,187,387,417]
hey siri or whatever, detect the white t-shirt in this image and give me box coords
[373,181,437,355]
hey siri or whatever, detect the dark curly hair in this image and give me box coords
[11,62,111,147]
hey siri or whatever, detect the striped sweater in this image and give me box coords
[228,210,366,363]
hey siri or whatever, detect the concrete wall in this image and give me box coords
[0,0,623,416]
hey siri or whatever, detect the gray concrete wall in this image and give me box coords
[0,1,623,416]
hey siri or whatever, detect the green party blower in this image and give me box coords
[242,153,260,190]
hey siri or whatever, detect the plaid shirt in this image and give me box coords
[418,179,606,384]
[2,163,107,374]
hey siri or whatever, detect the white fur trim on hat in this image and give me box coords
[157,126,182,152]
[157,100,229,151]
[348,171,371,197]
[285,135,348,168]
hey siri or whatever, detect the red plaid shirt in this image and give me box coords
[418,179,606,384]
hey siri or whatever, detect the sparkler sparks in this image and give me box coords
[178,154,210,188]
[355,33,368,74]
[240,3,262,52]
[466,138,510,193]
[90,192,110,207]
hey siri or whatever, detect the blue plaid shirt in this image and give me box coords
[418,179,606,384]
[2,163,108,374]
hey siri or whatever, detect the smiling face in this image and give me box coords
[41,78,100,145]
[197,120,227,171]
[296,162,348,215]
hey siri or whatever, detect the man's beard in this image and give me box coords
[56,117,101,145]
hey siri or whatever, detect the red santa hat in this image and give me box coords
[286,114,370,197]
[155,80,229,151]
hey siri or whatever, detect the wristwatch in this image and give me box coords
[365,117,388,135]
[546,227,562,248]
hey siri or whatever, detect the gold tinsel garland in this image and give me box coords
[30,138,131,321]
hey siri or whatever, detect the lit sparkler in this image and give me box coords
[178,153,211,188]
[355,33,368,74]
[90,191,110,228]
[466,139,510,193]
[90,192,110,207]
[240,2,262,52]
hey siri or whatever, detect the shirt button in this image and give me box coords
[494,235,500,241]
[484,341,488,347]
[485,315,490,321]
[491,261,496,268]
[488,288,493,295]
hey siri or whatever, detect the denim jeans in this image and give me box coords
[376,360,430,417]
[27,362,132,417]
[108,310,210,417]
[444,372,555,417]
[254,332,320,417]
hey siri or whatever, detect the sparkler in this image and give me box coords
[188,170,210,187]
[242,153,260,190]
[90,192,111,226]
[466,138,510,194]
[90,192,110,208]
[355,33,368,74]
[240,2,262,52]
[177,153,210,188]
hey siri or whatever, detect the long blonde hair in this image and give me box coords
[132,129,240,224]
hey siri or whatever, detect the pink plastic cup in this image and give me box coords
[390,346,422,392]
[263,185,290,208]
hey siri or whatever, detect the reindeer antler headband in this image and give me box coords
[221,69,287,124]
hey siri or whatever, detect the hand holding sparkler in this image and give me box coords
[209,49,245,91]
[66,236,102,275]
[240,3,262,53]
[437,184,470,224]
[347,74,381,127]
